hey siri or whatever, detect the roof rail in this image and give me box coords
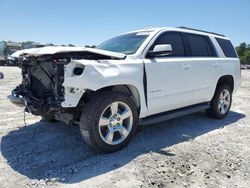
[178,26,225,37]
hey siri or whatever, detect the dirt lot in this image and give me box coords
[0,67,249,188]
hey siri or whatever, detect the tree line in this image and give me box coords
[236,43,250,64]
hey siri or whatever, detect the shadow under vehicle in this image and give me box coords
[1,111,245,183]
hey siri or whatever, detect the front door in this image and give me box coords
[143,32,193,116]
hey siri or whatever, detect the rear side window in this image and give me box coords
[216,38,237,58]
[185,34,216,57]
[151,32,185,57]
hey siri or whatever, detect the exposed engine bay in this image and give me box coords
[9,48,126,124]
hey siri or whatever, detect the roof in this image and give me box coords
[178,26,225,37]
[126,27,228,39]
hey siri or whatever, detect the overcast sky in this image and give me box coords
[0,0,249,46]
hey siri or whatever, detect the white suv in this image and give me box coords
[9,27,241,152]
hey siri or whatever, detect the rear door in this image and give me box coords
[182,33,219,104]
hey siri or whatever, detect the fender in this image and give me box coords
[62,59,148,117]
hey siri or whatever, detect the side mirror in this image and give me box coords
[147,44,173,58]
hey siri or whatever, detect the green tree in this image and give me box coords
[236,42,247,57]
[241,50,250,64]
[236,42,250,65]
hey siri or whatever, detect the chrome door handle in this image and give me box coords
[213,63,219,67]
[182,64,191,70]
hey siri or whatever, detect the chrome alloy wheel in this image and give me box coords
[98,101,133,145]
[218,89,231,115]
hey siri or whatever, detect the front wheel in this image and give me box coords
[206,84,232,119]
[80,91,139,153]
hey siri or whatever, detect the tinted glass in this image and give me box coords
[186,34,210,56]
[206,38,218,57]
[216,38,237,58]
[97,32,149,55]
[152,32,185,57]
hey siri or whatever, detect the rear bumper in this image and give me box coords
[233,74,241,94]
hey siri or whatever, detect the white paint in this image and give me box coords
[152,44,172,53]
[64,27,241,118]
[16,27,241,119]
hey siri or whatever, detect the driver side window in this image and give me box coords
[149,32,185,57]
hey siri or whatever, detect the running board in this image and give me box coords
[140,103,210,125]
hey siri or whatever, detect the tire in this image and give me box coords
[0,72,4,79]
[206,84,232,119]
[80,91,139,153]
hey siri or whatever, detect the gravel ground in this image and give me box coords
[0,67,249,188]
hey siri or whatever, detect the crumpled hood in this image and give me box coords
[11,48,39,58]
[11,46,126,59]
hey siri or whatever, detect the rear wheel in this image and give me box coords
[80,91,139,153]
[206,84,232,119]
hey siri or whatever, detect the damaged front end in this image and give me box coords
[9,47,126,124]
[9,57,67,116]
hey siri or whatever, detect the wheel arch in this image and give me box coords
[99,84,141,111]
[81,84,142,114]
[216,75,234,92]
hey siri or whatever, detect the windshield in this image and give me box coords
[97,32,150,55]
